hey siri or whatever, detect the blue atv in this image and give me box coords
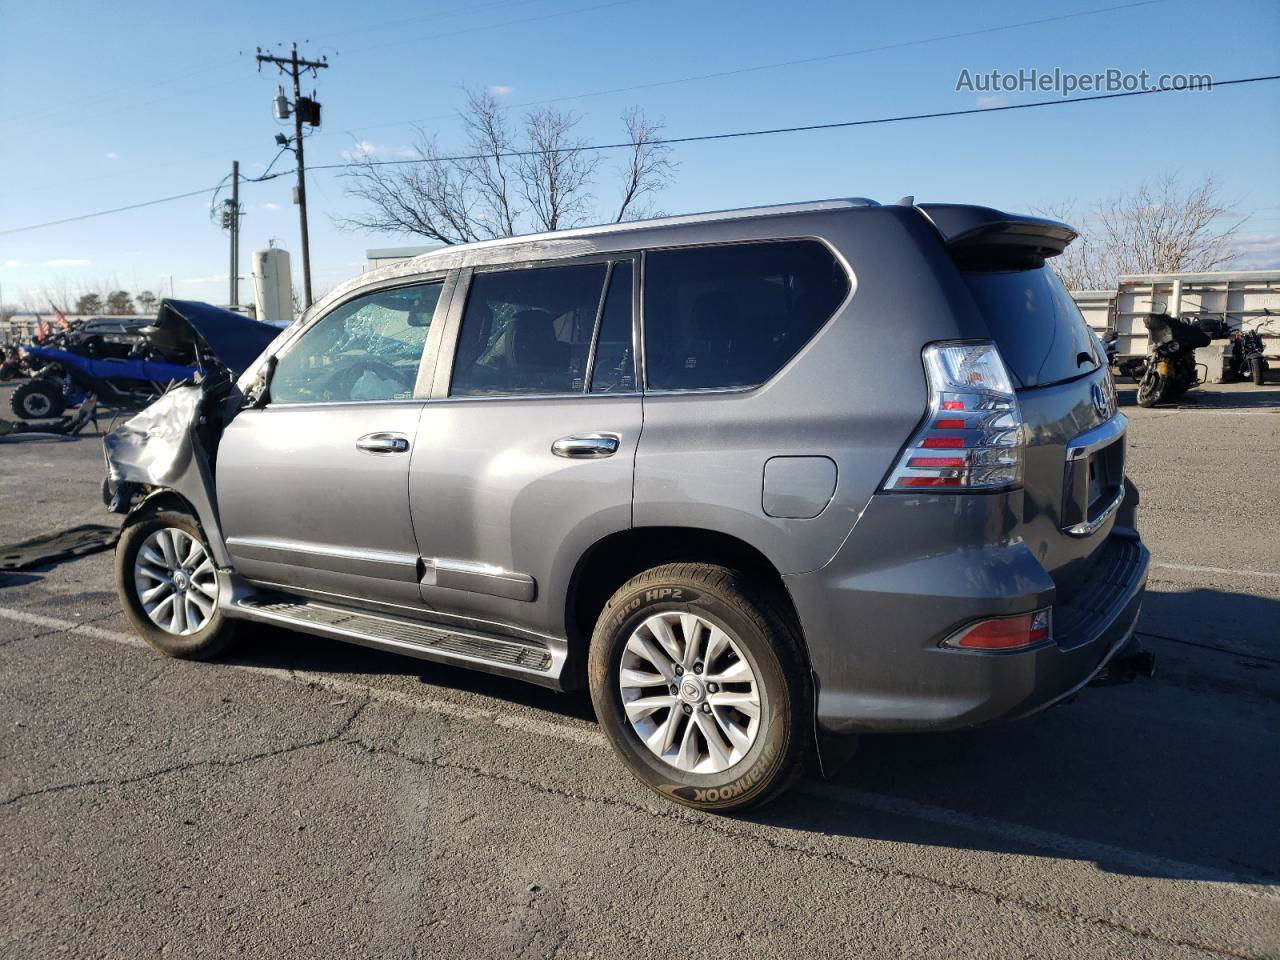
[9,301,279,425]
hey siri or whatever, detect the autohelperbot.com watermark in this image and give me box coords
[956,67,1213,97]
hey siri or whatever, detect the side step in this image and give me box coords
[235,594,557,684]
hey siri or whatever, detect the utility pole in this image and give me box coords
[256,43,328,308]
[223,160,241,307]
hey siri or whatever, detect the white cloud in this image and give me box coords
[393,145,417,158]
[340,140,378,161]
[1231,233,1280,270]
[104,151,119,160]
[976,94,1008,108]
[44,258,91,267]
[488,85,513,96]
[263,201,281,210]
[188,274,228,284]
[3,260,20,268]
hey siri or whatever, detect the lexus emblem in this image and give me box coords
[1091,382,1110,419]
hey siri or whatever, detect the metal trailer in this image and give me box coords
[1073,269,1280,381]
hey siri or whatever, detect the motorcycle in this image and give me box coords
[8,302,279,422]
[1226,312,1274,386]
[0,343,29,380]
[1135,312,1213,407]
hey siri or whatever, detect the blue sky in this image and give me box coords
[2,0,1278,307]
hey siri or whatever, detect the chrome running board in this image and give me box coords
[233,593,559,686]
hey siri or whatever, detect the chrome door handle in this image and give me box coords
[552,433,620,459]
[356,432,410,455]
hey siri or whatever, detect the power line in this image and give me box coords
[3,73,1277,238]
[312,73,1280,171]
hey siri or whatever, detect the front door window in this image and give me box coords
[271,282,443,404]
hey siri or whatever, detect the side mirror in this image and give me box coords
[248,355,277,409]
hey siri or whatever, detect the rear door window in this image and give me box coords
[589,262,635,393]
[962,267,1101,388]
[642,240,849,391]
[450,260,637,398]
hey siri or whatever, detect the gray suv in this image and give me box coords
[104,198,1150,811]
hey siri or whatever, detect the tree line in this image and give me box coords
[70,290,160,316]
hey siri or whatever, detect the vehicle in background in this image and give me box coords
[1134,313,1213,407]
[1,343,30,380]
[103,199,1151,812]
[9,302,277,421]
[1227,311,1274,385]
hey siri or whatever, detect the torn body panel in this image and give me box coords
[103,381,234,567]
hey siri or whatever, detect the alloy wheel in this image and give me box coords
[132,527,218,636]
[618,611,762,774]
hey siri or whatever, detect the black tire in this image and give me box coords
[588,563,811,813]
[10,378,65,420]
[1136,371,1167,407]
[114,508,237,660]
[1250,356,1266,386]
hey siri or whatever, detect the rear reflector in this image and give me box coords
[943,609,1052,651]
[883,341,1025,492]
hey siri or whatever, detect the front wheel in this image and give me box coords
[1250,356,1266,385]
[1136,370,1168,407]
[588,563,811,812]
[10,378,65,420]
[114,509,237,659]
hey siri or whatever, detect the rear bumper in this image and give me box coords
[785,489,1149,735]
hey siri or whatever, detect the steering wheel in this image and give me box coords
[318,357,414,401]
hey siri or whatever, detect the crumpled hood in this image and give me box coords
[153,299,282,377]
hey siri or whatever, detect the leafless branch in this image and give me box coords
[1037,173,1246,290]
[614,107,677,223]
[337,92,675,243]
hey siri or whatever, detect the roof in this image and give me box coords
[408,197,878,261]
[1118,269,1280,284]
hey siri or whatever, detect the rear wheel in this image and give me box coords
[1136,370,1167,407]
[114,509,237,659]
[1250,356,1266,385]
[10,378,64,420]
[588,563,811,812]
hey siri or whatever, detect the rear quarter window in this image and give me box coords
[962,267,1101,388]
[643,239,849,391]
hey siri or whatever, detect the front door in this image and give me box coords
[217,277,448,607]
[410,257,641,639]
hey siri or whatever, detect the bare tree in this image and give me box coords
[614,107,677,222]
[338,90,676,244]
[1037,173,1245,290]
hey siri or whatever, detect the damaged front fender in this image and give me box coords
[103,382,232,567]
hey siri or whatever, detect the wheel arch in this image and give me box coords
[563,526,809,689]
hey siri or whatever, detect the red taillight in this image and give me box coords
[943,610,1052,651]
[883,342,1025,492]
[897,476,963,488]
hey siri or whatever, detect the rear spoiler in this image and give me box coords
[916,204,1077,270]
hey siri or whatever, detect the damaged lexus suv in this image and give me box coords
[104,199,1151,812]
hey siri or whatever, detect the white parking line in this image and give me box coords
[1152,561,1280,580]
[0,603,1274,900]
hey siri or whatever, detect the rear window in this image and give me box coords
[962,267,1101,388]
[643,240,849,391]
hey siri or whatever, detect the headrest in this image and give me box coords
[507,309,564,370]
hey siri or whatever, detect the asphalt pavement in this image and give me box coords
[1,380,1277,959]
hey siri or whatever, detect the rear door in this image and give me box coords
[409,256,641,639]
[216,276,450,607]
[960,265,1123,596]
